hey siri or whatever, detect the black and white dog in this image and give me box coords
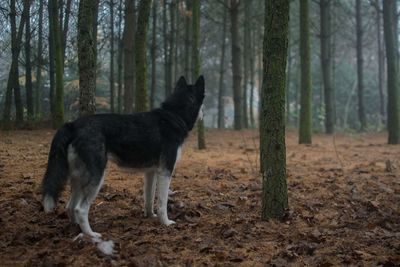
[42,76,205,238]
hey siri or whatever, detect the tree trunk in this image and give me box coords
[35,0,44,118]
[134,0,152,112]
[168,0,176,95]
[356,0,367,131]
[217,1,228,129]
[2,0,28,128]
[123,0,136,113]
[320,0,334,134]
[260,0,289,220]
[117,0,123,113]
[150,0,157,109]
[163,0,171,97]
[48,0,56,118]
[25,1,34,122]
[286,44,291,125]
[62,0,72,61]
[230,0,242,130]
[249,19,255,128]
[78,0,98,117]
[109,0,115,112]
[299,0,312,144]
[184,0,192,79]
[50,0,64,127]
[242,0,251,128]
[192,0,205,149]
[383,0,400,144]
[376,0,385,124]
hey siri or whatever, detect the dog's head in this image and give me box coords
[162,76,206,131]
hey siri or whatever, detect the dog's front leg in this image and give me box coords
[143,170,157,218]
[157,173,175,226]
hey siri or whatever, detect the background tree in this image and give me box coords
[78,0,99,116]
[192,0,205,149]
[134,0,152,112]
[217,1,228,129]
[24,1,33,122]
[35,0,44,119]
[260,0,289,219]
[320,0,334,134]
[230,0,242,130]
[356,0,367,131]
[50,0,64,127]
[299,0,312,144]
[150,0,157,109]
[383,0,400,144]
[109,0,115,113]
[123,0,136,113]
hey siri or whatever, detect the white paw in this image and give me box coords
[90,232,102,239]
[161,219,176,226]
[144,211,157,218]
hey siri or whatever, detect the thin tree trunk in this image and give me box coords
[150,0,157,109]
[230,0,242,130]
[184,0,191,79]
[62,0,72,61]
[299,0,312,144]
[25,1,34,122]
[356,0,367,131]
[192,0,205,149]
[168,0,175,93]
[50,0,64,127]
[260,0,289,220]
[110,0,115,112]
[286,44,291,125]
[123,0,136,113]
[217,1,228,129]
[117,0,123,113]
[2,0,28,128]
[78,0,98,116]
[174,2,179,82]
[376,0,385,124]
[163,0,171,96]
[35,0,44,118]
[249,24,255,128]
[383,0,400,144]
[320,0,334,134]
[242,0,251,128]
[134,0,152,112]
[48,0,56,118]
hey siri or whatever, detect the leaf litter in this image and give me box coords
[0,129,399,266]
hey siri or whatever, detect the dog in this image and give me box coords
[42,76,205,238]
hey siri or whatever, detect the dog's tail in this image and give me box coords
[42,123,74,212]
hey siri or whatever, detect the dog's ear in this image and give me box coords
[175,76,187,92]
[195,75,205,97]
[195,75,204,89]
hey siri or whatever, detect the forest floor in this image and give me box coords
[0,129,399,266]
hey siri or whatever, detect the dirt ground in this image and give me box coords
[0,129,399,266]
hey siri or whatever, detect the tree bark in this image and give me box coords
[150,0,157,109]
[78,0,98,117]
[230,0,242,130]
[134,0,152,112]
[184,0,192,79]
[109,0,115,112]
[167,0,176,95]
[217,1,228,129]
[117,0,123,113]
[2,0,28,128]
[123,0,136,113]
[376,0,385,124]
[35,0,44,118]
[242,0,251,129]
[249,19,255,128]
[383,0,400,144]
[25,0,34,122]
[48,0,56,118]
[320,0,334,134]
[356,0,367,131]
[299,0,312,144]
[50,0,64,127]
[62,0,72,61]
[260,0,289,220]
[192,0,205,149]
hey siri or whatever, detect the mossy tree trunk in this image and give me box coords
[260,0,289,220]
[78,0,98,117]
[383,0,400,144]
[150,0,157,109]
[50,0,64,127]
[123,0,136,113]
[299,0,312,144]
[192,0,206,149]
[134,0,152,112]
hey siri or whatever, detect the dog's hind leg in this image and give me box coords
[156,170,175,226]
[143,170,157,218]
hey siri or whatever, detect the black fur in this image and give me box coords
[42,76,205,204]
